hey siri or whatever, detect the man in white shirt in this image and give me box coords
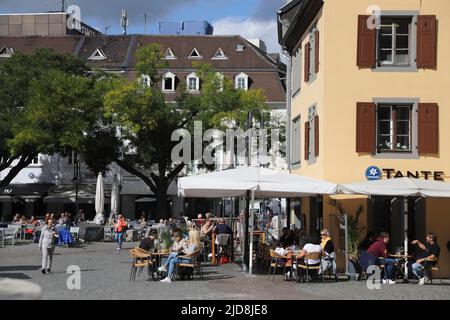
[295,235,322,282]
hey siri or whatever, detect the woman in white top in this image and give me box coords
[295,235,322,281]
[159,230,201,283]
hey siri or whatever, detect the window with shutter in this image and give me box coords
[304,121,310,161]
[357,15,376,68]
[315,30,319,74]
[304,42,310,83]
[314,115,319,157]
[291,116,301,166]
[417,15,437,69]
[418,103,438,155]
[356,102,376,153]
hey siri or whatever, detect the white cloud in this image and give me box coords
[213,17,281,54]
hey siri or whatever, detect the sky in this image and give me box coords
[0,0,285,53]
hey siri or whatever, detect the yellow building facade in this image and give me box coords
[279,0,450,276]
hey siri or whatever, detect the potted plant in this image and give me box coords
[159,231,173,253]
[328,199,365,276]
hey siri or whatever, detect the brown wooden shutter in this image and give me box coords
[418,103,438,155]
[304,121,310,161]
[357,15,376,68]
[356,102,376,153]
[417,15,437,69]
[315,30,320,74]
[304,42,310,83]
[314,115,319,157]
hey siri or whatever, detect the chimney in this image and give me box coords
[247,39,267,52]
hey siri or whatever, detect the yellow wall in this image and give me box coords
[291,0,450,182]
[289,0,450,276]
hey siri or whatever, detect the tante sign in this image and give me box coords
[365,167,445,181]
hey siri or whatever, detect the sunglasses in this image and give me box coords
[320,234,326,236]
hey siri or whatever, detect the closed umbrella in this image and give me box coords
[111,175,120,215]
[94,173,105,225]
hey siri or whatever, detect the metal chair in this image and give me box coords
[69,227,80,244]
[297,252,324,283]
[129,248,153,282]
[423,258,443,284]
[175,249,203,280]
[321,253,338,281]
[216,234,231,263]
[2,228,16,246]
[268,249,289,281]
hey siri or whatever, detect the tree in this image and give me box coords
[0,49,94,188]
[86,44,278,219]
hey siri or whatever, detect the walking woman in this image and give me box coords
[114,214,127,250]
[38,218,59,274]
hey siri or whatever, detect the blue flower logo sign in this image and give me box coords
[365,166,382,181]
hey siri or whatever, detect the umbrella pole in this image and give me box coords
[404,197,408,279]
[249,190,255,275]
[344,213,349,276]
[242,192,250,273]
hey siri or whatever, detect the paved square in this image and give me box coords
[0,242,449,300]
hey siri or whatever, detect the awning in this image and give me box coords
[0,184,54,196]
[0,195,11,202]
[43,183,110,204]
[121,180,178,196]
[135,197,156,203]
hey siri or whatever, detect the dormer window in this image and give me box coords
[235,72,249,90]
[164,47,177,60]
[139,74,151,87]
[212,48,228,60]
[0,46,14,58]
[186,72,200,92]
[236,44,245,52]
[162,71,176,92]
[188,48,202,59]
[88,48,107,61]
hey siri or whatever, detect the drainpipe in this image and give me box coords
[283,49,294,229]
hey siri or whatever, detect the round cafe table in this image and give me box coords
[388,254,413,283]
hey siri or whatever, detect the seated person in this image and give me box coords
[201,220,214,239]
[159,229,201,283]
[319,229,336,274]
[13,213,22,224]
[295,235,323,279]
[409,232,440,285]
[30,216,40,226]
[358,231,377,252]
[215,218,232,235]
[367,232,396,284]
[139,229,158,252]
[279,228,296,248]
[19,216,29,225]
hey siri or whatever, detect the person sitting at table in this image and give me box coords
[295,235,323,280]
[367,232,396,284]
[159,229,201,283]
[139,229,158,252]
[358,231,377,252]
[279,228,295,248]
[19,215,29,225]
[408,232,440,285]
[13,213,22,223]
[139,215,147,228]
[319,229,336,275]
[215,218,232,235]
[30,216,40,227]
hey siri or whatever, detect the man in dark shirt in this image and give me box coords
[410,232,440,285]
[139,230,158,252]
[358,231,376,251]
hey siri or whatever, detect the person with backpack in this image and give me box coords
[114,214,127,250]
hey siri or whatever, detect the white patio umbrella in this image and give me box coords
[110,175,120,225]
[178,166,338,275]
[94,173,105,225]
[339,177,450,278]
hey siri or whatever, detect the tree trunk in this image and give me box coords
[154,184,169,221]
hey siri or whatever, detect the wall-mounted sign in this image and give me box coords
[365,166,382,181]
[382,169,444,181]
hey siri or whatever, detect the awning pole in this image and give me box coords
[249,189,255,275]
[344,213,349,275]
[404,197,408,279]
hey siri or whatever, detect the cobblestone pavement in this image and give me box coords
[0,242,449,300]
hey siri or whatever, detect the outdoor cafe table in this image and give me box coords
[388,254,413,283]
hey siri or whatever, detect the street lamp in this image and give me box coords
[72,159,81,217]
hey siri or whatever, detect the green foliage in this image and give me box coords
[328,199,366,259]
[160,231,173,249]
